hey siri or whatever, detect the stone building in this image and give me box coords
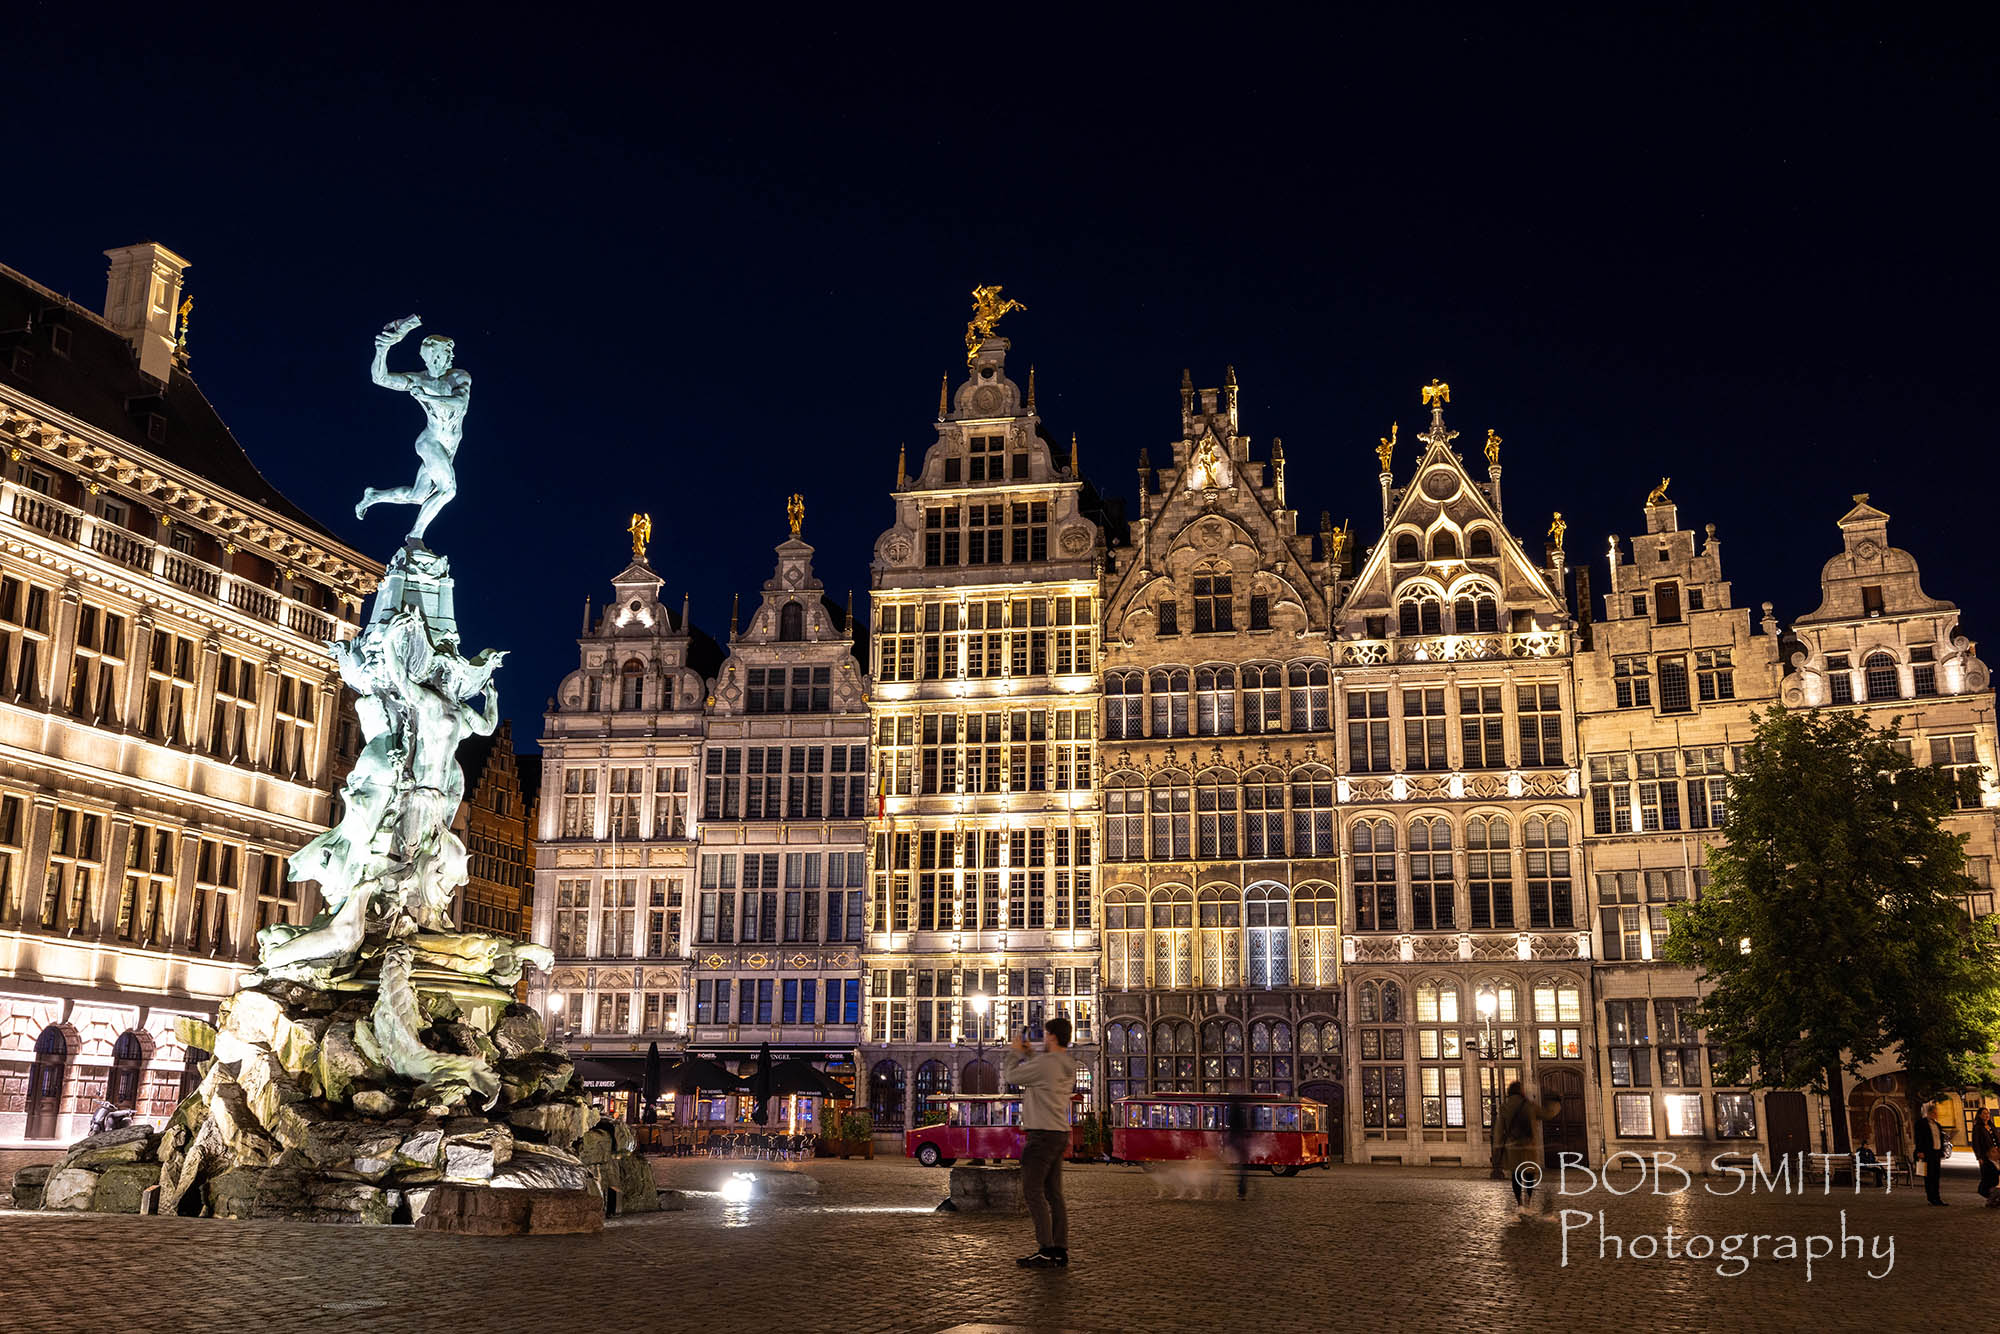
[1574,490,1789,1165]
[863,332,1108,1134]
[0,244,377,1142]
[691,504,870,1100]
[1330,391,1592,1167]
[1096,369,1349,1140]
[530,533,717,1100]
[1777,495,1998,1153]
[450,718,534,940]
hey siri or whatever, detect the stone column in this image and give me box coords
[307,680,339,789]
[170,830,202,951]
[97,816,136,939]
[120,613,155,736]
[42,582,84,711]
[189,634,222,756]
[252,655,282,771]
[13,797,58,928]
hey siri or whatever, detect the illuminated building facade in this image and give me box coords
[0,245,376,1142]
[1330,393,1593,1167]
[450,718,534,941]
[691,508,870,1097]
[862,332,1108,1133]
[1574,491,1786,1163]
[1096,370,1349,1142]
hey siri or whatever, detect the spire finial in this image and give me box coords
[174,295,192,366]
[730,591,740,638]
[1418,380,1458,450]
[1069,431,1078,474]
[1027,364,1037,413]
[896,442,907,488]
[938,374,949,419]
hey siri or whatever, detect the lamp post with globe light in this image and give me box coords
[1475,988,1498,1060]
[970,993,992,1092]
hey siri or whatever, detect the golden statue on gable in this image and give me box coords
[1421,379,1450,408]
[1376,422,1397,473]
[1646,477,1672,506]
[1330,518,1353,565]
[965,285,1026,366]
[787,493,805,537]
[1485,429,1502,467]
[1548,511,1567,553]
[628,512,653,561]
[1187,437,1226,490]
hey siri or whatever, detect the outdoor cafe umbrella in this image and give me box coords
[642,1041,662,1123]
[748,1042,775,1125]
[665,1055,744,1096]
[766,1057,852,1101]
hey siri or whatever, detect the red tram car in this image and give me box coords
[904,1093,1088,1167]
[1111,1093,1330,1175]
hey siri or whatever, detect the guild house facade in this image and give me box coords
[0,244,377,1143]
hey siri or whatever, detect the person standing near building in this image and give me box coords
[1495,1080,1561,1221]
[1915,1100,1948,1206]
[1005,1016,1077,1268]
[1969,1106,1997,1201]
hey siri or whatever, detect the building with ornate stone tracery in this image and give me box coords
[0,244,377,1143]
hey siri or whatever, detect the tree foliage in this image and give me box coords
[1663,708,2000,1106]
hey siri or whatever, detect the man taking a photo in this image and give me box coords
[1004,1015,1077,1268]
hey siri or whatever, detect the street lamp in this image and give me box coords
[1475,988,1498,1061]
[970,993,992,1090]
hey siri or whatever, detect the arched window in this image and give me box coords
[1358,979,1381,1023]
[1429,530,1460,560]
[1250,1019,1295,1095]
[1105,773,1145,861]
[1416,980,1461,1023]
[1242,766,1286,858]
[1394,533,1420,562]
[1195,769,1239,858]
[1241,663,1283,732]
[1451,582,1500,634]
[1408,816,1455,931]
[108,1031,145,1108]
[1286,661,1331,731]
[1105,671,1143,740]
[1467,814,1514,928]
[779,602,805,641]
[1415,981,1463,1128]
[1294,882,1340,986]
[1105,887,1147,989]
[1864,651,1900,701]
[1152,1019,1196,1092]
[1398,589,1443,636]
[1195,666,1236,735]
[1380,980,1402,1022]
[1291,765,1335,856]
[1106,1020,1148,1101]
[1149,771,1192,860]
[1197,884,1243,987]
[1352,818,1397,931]
[1246,882,1291,987]
[618,659,645,711]
[1524,814,1573,929]
[1200,1017,1245,1092]
[962,1058,999,1095]
[914,1059,951,1113]
[869,1059,907,1127]
[1149,668,1190,737]
[27,1026,69,1140]
[1150,887,1194,988]
[1468,528,1496,558]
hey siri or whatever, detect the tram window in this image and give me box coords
[1303,1106,1322,1132]
[1252,1105,1274,1131]
[1276,1105,1300,1131]
[966,1102,988,1127]
[1199,1104,1225,1130]
[1171,1103,1196,1129]
[947,1103,963,1126]
[1004,1101,1022,1126]
[1148,1103,1169,1129]
[1125,1104,1146,1128]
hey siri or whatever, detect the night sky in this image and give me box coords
[9,12,1994,741]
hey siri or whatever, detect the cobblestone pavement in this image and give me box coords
[4,1152,1999,1333]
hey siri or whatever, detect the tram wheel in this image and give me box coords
[917,1142,943,1168]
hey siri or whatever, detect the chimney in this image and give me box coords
[103,242,191,382]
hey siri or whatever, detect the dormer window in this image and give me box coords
[779,602,804,641]
[1687,588,1705,612]
[619,659,645,710]
[49,326,71,358]
[943,456,962,484]
[1192,572,1233,633]
[1394,533,1420,562]
[1863,651,1899,702]
[1452,586,1499,633]
[1429,531,1460,561]
[968,435,1002,482]
[1467,529,1495,558]
[1653,583,1681,625]
[1861,585,1885,617]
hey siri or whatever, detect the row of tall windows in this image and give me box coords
[695,977,862,1027]
[1356,977,1581,1130]
[1346,683,1565,773]
[742,664,832,713]
[873,594,1095,682]
[874,709,1091,797]
[1102,882,1339,990]
[922,500,1049,567]
[562,764,695,838]
[870,826,1094,934]
[551,874,689,957]
[1588,746,1740,836]
[1353,813,1573,931]
[696,744,868,822]
[1610,649,1736,712]
[1104,662,1328,739]
[1102,767,1335,861]
[694,851,867,944]
[866,966,1093,1045]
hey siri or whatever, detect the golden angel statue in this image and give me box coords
[1548,512,1567,553]
[787,493,805,537]
[628,512,653,561]
[965,284,1027,365]
[1376,422,1398,473]
[1646,477,1672,506]
[1484,429,1502,467]
[1421,379,1451,408]
[174,295,193,355]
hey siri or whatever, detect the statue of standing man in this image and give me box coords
[357,314,469,544]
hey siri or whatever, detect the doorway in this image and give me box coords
[1539,1067,1587,1168]
[1766,1090,1811,1160]
[26,1025,68,1140]
[1300,1081,1345,1161]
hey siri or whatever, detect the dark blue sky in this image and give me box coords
[9,11,1994,740]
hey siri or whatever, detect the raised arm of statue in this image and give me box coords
[371,314,421,390]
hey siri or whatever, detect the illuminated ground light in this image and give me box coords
[720,1173,757,1202]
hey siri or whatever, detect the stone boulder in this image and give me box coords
[415,1182,605,1235]
[317,1021,375,1105]
[490,1006,546,1057]
[206,1166,265,1220]
[63,1125,156,1168]
[9,1163,50,1210]
[490,1144,591,1193]
[506,1100,589,1148]
[594,1152,659,1214]
[44,1166,103,1211]
[947,1164,1025,1212]
[90,1161,162,1214]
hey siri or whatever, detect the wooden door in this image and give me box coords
[26,1054,66,1140]
[1766,1090,1811,1160]
[1301,1081,1345,1161]
[1539,1067,1587,1168]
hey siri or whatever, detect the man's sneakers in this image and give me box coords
[1017,1247,1070,1268]
[1516,1205,1539,1221]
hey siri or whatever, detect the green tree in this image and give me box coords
[1663,708,2000,1153]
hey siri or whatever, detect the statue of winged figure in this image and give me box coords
[1421,379,1451,408]
[357,314,470,544]
[965,285,1026,365]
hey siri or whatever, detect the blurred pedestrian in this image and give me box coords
[1968,1106,1995,1201]
[1005,1015,1077,1268]
[1494,1080,1561,1221]
[1915,1100,1947,1206]
[1224,1092,1252,1199]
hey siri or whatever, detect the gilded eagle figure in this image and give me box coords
[1421,379,1450,408]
